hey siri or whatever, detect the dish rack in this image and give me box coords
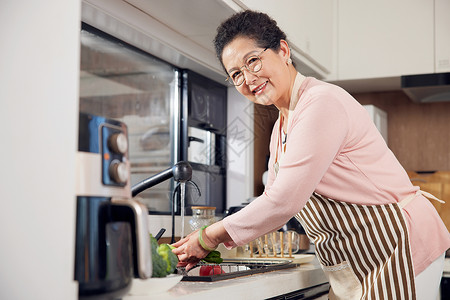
[179,258,297,282]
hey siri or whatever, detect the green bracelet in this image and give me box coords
[198,225,216,251]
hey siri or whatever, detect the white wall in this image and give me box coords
[226,88,255,208]
[0,1,80,299]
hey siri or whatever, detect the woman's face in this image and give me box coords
[221,37,291,106]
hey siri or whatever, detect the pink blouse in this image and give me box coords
[223,73,450,275]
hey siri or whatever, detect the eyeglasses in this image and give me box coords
[225,48,268,86]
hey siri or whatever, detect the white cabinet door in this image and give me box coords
[238,0,335,74]
[338,0,434,80]
[435,0,450,72]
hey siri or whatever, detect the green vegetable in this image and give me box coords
[201,250,223,264]
[160,242,223,271]
[149,234,179,277]
[149,234,168,278]
[157,243,179,274]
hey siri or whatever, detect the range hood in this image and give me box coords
[401,72,450,103]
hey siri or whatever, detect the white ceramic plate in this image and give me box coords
[128,274,183,296]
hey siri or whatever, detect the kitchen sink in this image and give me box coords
[178,259,297,282]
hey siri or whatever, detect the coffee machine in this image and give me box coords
[75,113,152,299]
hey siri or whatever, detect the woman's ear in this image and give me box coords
[279,40,291,62]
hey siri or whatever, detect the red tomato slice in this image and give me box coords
[209,265,226,275]
[199,265,213,276]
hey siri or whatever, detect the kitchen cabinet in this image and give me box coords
[236,0,335,77]
[337,0,434,80]
[435,0,450,72]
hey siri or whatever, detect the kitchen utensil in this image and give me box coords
[155,228,166,241]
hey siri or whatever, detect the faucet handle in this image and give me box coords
[173,161,192,182]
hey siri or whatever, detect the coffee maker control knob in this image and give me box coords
[108,133,128,154]
[109,161,128,184]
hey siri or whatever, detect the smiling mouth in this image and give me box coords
[252,81,268,94]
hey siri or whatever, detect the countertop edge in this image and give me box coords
[125,259,328,300]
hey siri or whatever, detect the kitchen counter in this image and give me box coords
[124,257,328,300]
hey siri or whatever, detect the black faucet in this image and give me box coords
[131,161,201,243]
[131,161,193,197]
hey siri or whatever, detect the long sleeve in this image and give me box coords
[223,78,350,246]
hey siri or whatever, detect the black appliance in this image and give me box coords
[181,70,227,215]
[401,72,450,103]
[442,276,450,300]
[75,113,152,300]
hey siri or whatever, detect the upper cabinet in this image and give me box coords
[436,0,450,72]
[337,0,450,81]
[337,0,434,80]
[84,0,448,89]
[235,0,335,78]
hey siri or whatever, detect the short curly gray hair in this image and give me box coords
[213,10,287,71]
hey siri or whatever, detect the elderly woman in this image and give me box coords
[172,10,450,299]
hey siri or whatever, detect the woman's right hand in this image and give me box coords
[171,220,231,270]
[171,229,210,270]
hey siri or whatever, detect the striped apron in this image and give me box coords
[273,109,442,299]
[295,193,416,300]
